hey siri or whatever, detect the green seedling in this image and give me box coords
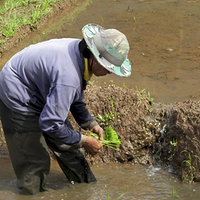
[181,150,199,183]
[169,138,178,161]
[0,0,67,43]
[97,96,120,125]
[170,138,178,147]
[147,91,154,105]
[87,126,121,150]
[122,82,127,88]
[172,188,180,198]
[135,86,154,105]
[106,193,125,200]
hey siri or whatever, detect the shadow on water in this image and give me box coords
[0,0,200,199]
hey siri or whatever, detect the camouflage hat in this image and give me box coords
[82,24,131,77]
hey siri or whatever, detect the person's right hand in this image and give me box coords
[82,136,102,155]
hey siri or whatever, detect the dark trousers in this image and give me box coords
[0,100,96,195]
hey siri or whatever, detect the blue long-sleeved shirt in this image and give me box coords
[0,38,94,145]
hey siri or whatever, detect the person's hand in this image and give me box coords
[90,124,104,141]
[82,136,102,155]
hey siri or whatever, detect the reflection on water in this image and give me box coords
[0,0,200,104]
[0,159,200,200]
[0,0,200,199]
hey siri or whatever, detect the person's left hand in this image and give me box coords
[90,124,104,141]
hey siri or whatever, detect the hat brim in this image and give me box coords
[82,24,131,77]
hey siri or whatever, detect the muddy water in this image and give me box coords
[0,0,200,103]
[0,0,200,199]
[1,158,200,200]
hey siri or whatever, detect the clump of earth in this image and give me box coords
[1,83,200,184]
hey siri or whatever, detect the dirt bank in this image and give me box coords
[0,0,200,184]
[82,84,200,184]
[1,83,200,184]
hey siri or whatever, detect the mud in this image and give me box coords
[1,83,200,183]
[83,84,200,184]
[0,0,200,184]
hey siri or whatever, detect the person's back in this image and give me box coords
[0,38,83,114]
[0,23,131,195]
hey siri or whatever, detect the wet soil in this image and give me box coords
[0,0,200,184]
[82,84,200,184]
[1,83,200,184]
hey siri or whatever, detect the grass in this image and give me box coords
[169,138,178,161]
[172,188,180,198]
[0,0,93,49]
[0,0,93,51]
[181,150,199,183]
[135,86,154,105]
[0,0,63,42]
[97,95,121,126]
[106,193,125,200]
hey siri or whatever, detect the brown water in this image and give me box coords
[1,158,200,200]
[0,0,200,103]
[0,0,200,199]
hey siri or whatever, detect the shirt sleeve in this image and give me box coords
[70,90,95,130]
[38,83,82,145]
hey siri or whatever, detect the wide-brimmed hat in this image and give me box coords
[82,24,131,77]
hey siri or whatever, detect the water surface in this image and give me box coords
[0,159,200,200]
[0,0,200,103]
[0,0,200,199]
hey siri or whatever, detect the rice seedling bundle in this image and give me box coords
[87,126,121,150]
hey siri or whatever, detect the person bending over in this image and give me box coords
[0,23,131,195]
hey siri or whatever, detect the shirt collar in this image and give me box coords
[83,58,93,82]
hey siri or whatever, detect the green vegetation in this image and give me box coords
[170,138,178,147]
[181,150,199,183]
[0,0,93,53]
[97,96,120,125]
[172,188,180,198]
[0,0,63,44]
[106,193,125,200]
[135,86,154,105]
[87,126,121,150]
[169,138,178,161]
